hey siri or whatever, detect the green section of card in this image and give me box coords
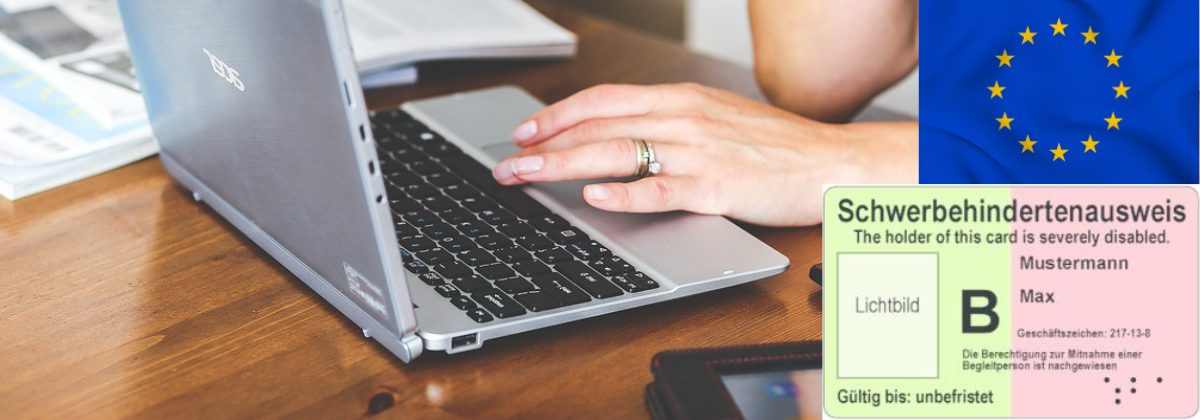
[823,187,1013,417]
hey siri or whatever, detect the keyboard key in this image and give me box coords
[535,248,573,264]
[434,262,471,279]
[404,260,429,274]
[471,288,527,318]
[400,235,436,253]
[409,161,445,176]
[516,235,554,251]
[419,195,456,212]
[443,184,481,200]
[438,154,551,218]
[494,247,532,264]
[455,220,494,237]
[433,284,460,298]
[418,273,443,286]
[424,142,462,157]
[438,235,477,253]
[439,207,475,224]
[461,197,498,212]
[457,249,496,266]
[600,256,635,274]
[512,260,550,276]
[479,209,517,226]
[453,275,491,293]
[400,183,438,199]
[565,241,611,261]
[437,153,501,188]
[497,222,535,238]
[380,159,406,176]
[466,308,493,323]
[611,275,645,293]
[420,223,455,239]
[414,131,443,145]
[394,119,426,133]
[625,271,660,290]
[589,259,618,277]
[513,291,561,312]
[547,227,589,245]
[401,210,437,226]
[555,261,623,299]
[495,278,536,294]
[488,188,551,219]
[389,170,424,186]
[389,196,422,213]
[529,215,569,232]
[393,147,429,163]
[417,249,454,265]
[476,263,517,280]
[426,172,463,188]
[474,234,513,251]
[450,295,476,310]
[531,273,591,306]
[394,220,419,238]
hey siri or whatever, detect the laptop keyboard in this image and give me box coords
[370,108,660,323]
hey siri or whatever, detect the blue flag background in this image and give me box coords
[920,0,1198,183]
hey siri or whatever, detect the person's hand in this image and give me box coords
[491,83,916,227]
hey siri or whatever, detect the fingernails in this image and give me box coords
[512,156,543,174]
[586,184,611,201]
[495,156,544,183]
[512,120,537,143]
[493,159,516,183]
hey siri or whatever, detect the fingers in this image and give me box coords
[494,139,682,185]
[512,83,708,146]
[514,115,702,157]
[583,177,700,214]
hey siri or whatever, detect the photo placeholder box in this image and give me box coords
[838,253,939,378]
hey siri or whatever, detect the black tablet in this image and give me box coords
[647,341,822,420]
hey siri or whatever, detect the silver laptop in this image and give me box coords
[118,0,788,362]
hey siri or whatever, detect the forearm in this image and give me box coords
[750,0,919,123]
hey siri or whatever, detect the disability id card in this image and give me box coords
[822,186,1198,418]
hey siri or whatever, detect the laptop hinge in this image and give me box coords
[399,334,423,361]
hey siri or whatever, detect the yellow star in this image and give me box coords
[996,50,1015,67]
[1104,50,1123,67]
[988,81,1006,98]
[1112,81,1131,98]
[1104,112,1122,130]
[1081,27,1099,44]
[1019,135,1037,153]
[1019,27,1038,44]
[1051,143,1068,161]
[996,112,1014,130]
[1081,135,1099,153]
[1050,18,1068,36]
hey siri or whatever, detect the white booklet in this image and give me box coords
[345,0,577,73]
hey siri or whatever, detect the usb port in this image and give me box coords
[451,333,477,350]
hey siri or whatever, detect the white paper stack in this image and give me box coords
[346,0,576,78]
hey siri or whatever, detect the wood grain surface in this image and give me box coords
[0,3,823,419]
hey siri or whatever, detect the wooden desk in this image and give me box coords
[0,4,823,419]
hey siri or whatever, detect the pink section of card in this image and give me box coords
[1010,187,1198,417]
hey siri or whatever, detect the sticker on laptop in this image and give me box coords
[344,262,388,319]
[822,186,1198,418]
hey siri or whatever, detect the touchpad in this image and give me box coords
[479,143,522,167]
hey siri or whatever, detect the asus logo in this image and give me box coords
[202,48,245,91]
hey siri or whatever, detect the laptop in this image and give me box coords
[118,0,788,362]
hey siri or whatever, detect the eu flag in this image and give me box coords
[920,0,1199,183]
